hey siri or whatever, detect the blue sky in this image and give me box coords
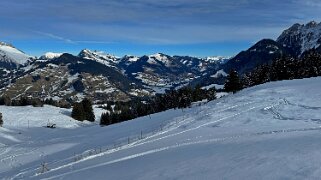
[1,0,321,57]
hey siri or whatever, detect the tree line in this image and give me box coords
[99,86,217,126]
[0,96,71,108]
[224,50,321,93]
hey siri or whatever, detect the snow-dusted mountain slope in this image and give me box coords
[78,49,119,68]
[0,42,31,68]
[73,50,225,92]
[120,53,224,90]
[0,53,148,102]
[1,77,321,179]
[1,49,225,101]
[77,49,226,88]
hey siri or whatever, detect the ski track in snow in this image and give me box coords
[8,100,259,179]
[42,126,321,180]
[41,97,318,179]
[132,101,257,145]
[32,101,267,178]
[13,98,292,179]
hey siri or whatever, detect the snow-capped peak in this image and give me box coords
[39,52,63,60]
[78,49,120,67]
[148,53,173,67]
[149,53,168,59]
[149,53,171,62]
[79,49,119,61]
[0,42,31,66]
[123,55,139,62]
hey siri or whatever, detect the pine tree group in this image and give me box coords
[242,50,321,88]
[71,98,95,122]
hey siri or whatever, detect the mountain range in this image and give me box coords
[0,21,320,102]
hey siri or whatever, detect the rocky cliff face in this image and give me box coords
[277,21,321,57]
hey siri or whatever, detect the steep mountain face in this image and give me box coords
[222,21,321,75]
[223,39,291,74]
[277,21,321,57]
[0,42,32,69]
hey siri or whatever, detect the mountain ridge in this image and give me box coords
[0,21,320,102]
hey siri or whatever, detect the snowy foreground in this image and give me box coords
[1,78,321,179]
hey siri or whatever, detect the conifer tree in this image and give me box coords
[100,112,111,125]
[0,113,3,127]
[207,87,216,101]
[224,70,243,93]
[0,96,11,106]
[82,98,95,122]
[71,102,85,121]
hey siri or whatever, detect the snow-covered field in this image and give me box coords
[1,77,321,179]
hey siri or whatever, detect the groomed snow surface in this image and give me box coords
[1,77,321,179]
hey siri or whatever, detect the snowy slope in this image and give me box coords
[0,42,31,65]
[1,77,321,179]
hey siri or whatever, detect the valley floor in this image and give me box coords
[1,77,321,179]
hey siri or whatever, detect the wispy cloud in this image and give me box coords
[33,31,75,44]
[33,31,115,45]
[75,40,115,44]
[1,0,318,45]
